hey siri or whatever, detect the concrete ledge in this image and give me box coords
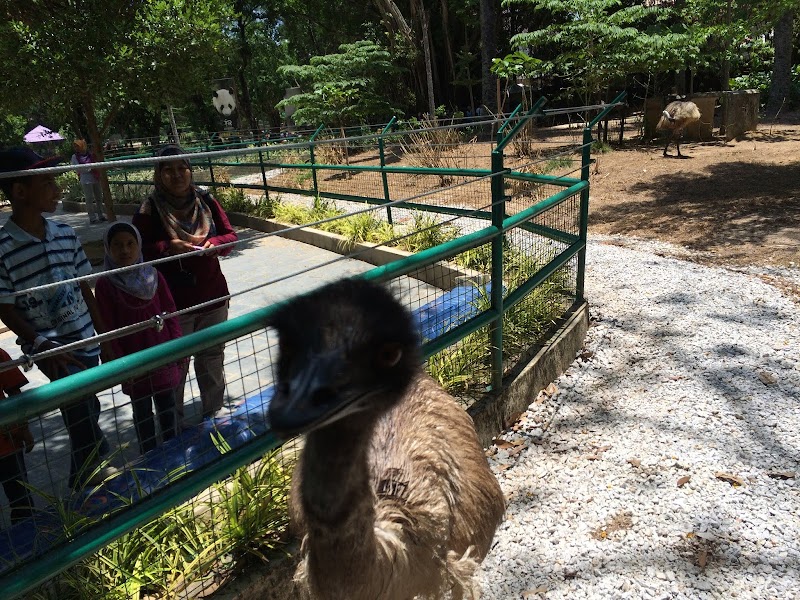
[226,212,485,290]
[468,300,589,448]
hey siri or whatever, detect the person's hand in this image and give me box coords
[168,239,196,255]
[20,427,35,453]
[36,341,86,378]
[202,240,219,256]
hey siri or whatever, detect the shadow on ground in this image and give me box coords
[591,160,800,261]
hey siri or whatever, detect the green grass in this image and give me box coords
[29,444,292,600]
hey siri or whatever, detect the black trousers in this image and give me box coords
[39,354,108,490]
[0,450,34,524]
[131,389,177,455]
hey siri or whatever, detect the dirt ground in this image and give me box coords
[587,117,800,274]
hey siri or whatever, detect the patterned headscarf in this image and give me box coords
[103,222,159,300]
[148,145,216,246]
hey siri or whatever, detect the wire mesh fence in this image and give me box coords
[0,94,624,598]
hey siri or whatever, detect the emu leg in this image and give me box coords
[676,139,682,157]
[663,137,670,157]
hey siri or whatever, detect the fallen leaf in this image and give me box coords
[545,383,559,396]
[758,371,778,385]
[677,475,691,487]
[585,454,600,461]
[767,470,796,480]
[497,464,511,471]
[698,548,708,569]
[579,350,594,361]
[715,472,744,487]
[495,439,514,449]
[627,458,642,468]
[522,587,548,598]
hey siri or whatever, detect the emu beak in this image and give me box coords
[269,352,354,436]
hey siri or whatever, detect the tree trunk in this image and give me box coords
[440,0,456,102]
[234,3,258,133]
[479,0,497,109]
[82,95,116,222]
[421,9,436,119]
[766,10,793,118]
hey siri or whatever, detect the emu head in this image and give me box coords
[268,279,421,437]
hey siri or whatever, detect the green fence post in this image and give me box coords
[309,123,324,196]
[379,116,397,224]
[576,126,592,302]
[206,141,216,191]
[258,138,270,203]
[489,145,506,393]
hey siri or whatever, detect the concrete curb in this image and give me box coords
[468,300,589,448]
[225,212,486,291]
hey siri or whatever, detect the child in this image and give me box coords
[0,348,34,524]
[0,147,109,490]
[95,222,182,455]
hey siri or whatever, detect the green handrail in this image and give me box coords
[495,96,548,153]
[588,91,627,129]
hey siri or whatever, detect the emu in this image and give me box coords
[268,279,505,600]
[656,100,701,157]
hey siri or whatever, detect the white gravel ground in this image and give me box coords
[477,237,800,599]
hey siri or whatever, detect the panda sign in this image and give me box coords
[211,78,238,130]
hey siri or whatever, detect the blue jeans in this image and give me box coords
[38,353,108,490]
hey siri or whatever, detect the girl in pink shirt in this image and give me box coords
[96,222,183,454]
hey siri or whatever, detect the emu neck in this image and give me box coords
[301,418,376,529]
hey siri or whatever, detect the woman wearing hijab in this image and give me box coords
[96,222,182,454]
[70,139,105,224]
[132,145,238,423]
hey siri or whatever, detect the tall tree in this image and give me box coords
[766,9,794,117]
[0,0,229,218]
[480,0,499,110]
[506,0,697,104]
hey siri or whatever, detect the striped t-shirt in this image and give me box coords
[0,218,99,357]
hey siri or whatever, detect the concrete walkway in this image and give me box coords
[0,203,440,517]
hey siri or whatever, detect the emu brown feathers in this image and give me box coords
[656,100,701,157]
[268,279,505,600]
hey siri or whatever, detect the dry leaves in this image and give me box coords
[627,458,642,468]
[677,475,691,487]
[758,371,778,385]
[767,470,796,480]
[715,472,745,487]
[522,587,548,598]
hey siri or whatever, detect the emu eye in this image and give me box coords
[376,344,402,368]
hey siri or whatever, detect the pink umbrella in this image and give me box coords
[23,125,65,143]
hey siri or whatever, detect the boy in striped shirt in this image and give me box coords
[0,147,109,490]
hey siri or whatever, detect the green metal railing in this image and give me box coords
[0,93,625,598]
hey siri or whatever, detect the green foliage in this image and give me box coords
[506,0,698,101]
[277,40,402,127]
[215,185,252,214]
[0,111,26,147]
[29,447,291,600]
[398,212,459,253]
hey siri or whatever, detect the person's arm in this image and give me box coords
[94,279,123,361]
[80,281,115,363]
[204,197,238,257]
[0,304,83,375]
[5,386,34,452]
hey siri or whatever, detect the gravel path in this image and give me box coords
[478,237,800,599]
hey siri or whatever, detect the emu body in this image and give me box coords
[268,280,505,600]
[656,100,701,157]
